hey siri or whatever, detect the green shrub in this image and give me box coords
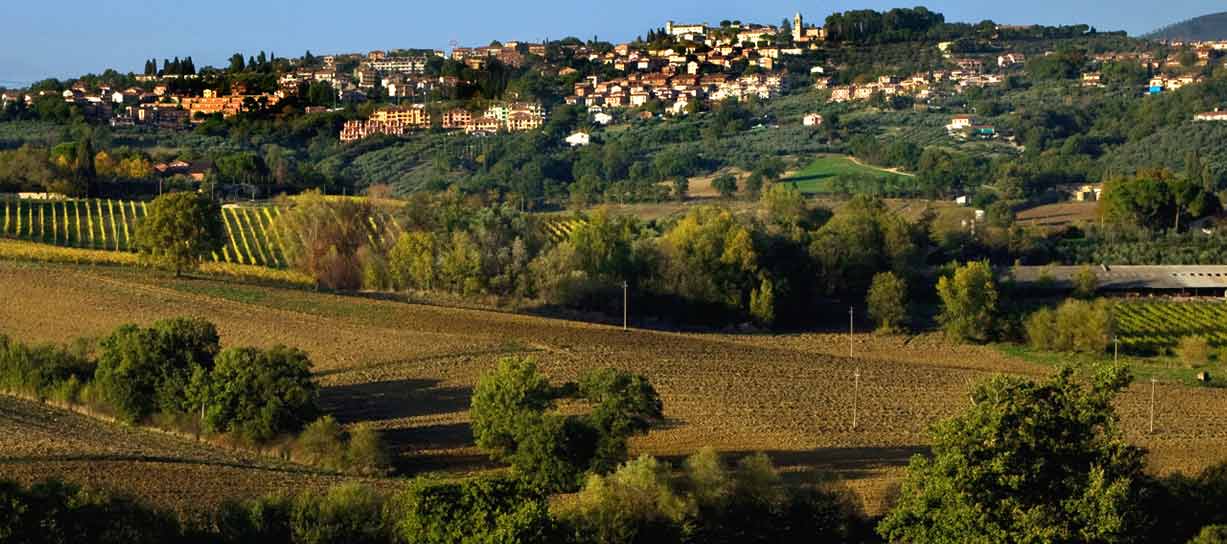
[290,484,387,544]
[1072,265,1099,299]
[203,345,318,442]
[293,418,391,475]
[0,335,94,401]
[293,416,347,470]
[1025,299,1115,354]
[215,495,293,544]
[0,479,180,544]
[564,455,690,544]
[390,477,555,544]
[345,424,392,476]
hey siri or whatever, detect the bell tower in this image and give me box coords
[793,12,804,41]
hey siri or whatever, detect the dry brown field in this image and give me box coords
[1016,201,1100,229]
[2,260,1227,516]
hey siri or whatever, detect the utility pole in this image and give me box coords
[1149,377,1157,434]
[622,280,629,331]
[1114,337,1119,365]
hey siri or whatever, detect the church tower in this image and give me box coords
[793,12,804,42]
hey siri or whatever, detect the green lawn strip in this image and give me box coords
[995,343,1221,388]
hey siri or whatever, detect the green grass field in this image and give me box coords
[783,155,915,196]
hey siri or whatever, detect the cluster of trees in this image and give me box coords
[1026,298,1116,353]
[263,189,937,329]
[0,133,131,195]
[143,56,197,77]
[272,190,931,329]
[2,445,867,544]
[0,319,387,473]
[1101,169,1221,231]
[470,357,663,491]
[823,8,947,44]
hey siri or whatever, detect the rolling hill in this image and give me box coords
[1146,12,1227,41]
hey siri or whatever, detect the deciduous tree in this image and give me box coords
[134,192,225,276]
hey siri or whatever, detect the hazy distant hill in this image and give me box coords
[1145,12,1227,41]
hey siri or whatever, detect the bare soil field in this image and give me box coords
[1016,201,1100,229]
[2,260,1226,515]
[0,395,397,520]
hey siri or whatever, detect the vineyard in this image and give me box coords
[0,198,405,269]
[1115,301,1227,353]
[542,216,586,242]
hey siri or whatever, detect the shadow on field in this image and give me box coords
[319,379,473,424]
[397,452,498,475]
[664,445,928,484]
[383,422,475,454]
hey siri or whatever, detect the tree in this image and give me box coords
[277,191,381,290]
[867,272,908,333]
[879,367,1149,542]
[577,368,664,474]
[93,317,220,423]
[1073,265,1099,299]
[391,477,555,544]
[749,277,776,327]
[470,357,662,491]
[1025,299,1115,354]
[713,174,738,198]
[936,260,998,342]
[72,135,96,196]
[673,176,689,201]
[203,345,319,442]
[134,192,225,276]
[388,231,437,290]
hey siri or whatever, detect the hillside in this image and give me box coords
[4,260,1227,516]
[1146,11,1227,41]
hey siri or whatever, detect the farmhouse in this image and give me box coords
[947,115,975,131]
[803,112,824,127]
[1009,265,1227,296]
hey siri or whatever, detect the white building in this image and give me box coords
[565,132,591,146]
[803,112,824,127]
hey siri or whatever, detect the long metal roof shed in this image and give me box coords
[1007,265,1227,292]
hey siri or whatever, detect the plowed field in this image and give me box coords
[2,260,1225,515]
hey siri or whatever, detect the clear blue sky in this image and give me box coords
[0,0,1220,86]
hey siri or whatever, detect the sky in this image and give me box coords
[0,0,1222,86]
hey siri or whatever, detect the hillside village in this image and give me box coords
[5,12,1227,148]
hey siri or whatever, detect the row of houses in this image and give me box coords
[565,72,783,114]
[339,102,546,142]
[825,69,1004,104]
